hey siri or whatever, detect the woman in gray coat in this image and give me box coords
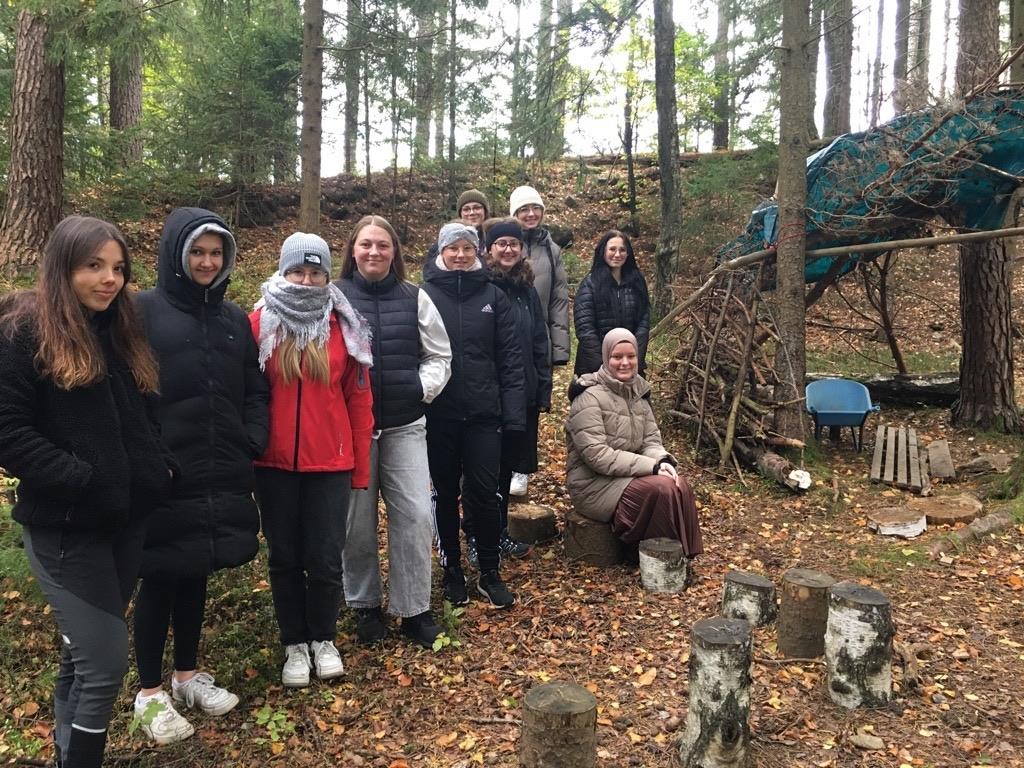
[565,328,702,557]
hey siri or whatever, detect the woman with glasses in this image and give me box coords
[249,233,373,688]
[482,218,552,559]
[421,222,525,609]
[507,185,569,498]
[573,230,650,379]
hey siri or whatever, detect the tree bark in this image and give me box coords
[412,7,434,168]
[622,20,639,232]
[520,682,597,768]
[721,570,778,627]
[445,0,457,211]
[509,2,526,158]
[824,582,894,709]
[109,1,143,167]
[342,0,360,174]
[0,10,64,274]
[822,0,852,137]
[432,5,446,161]
[534,0,555,160]
[1012,0,1024,83]
[713,0,732,150]
[299,0,323,233]
[778,568,835,658]
[774,0,810,440]
[653,0,682,317]
[870,0,885,125]
[908,0,931,109]
[806,0,822,140]
[952,0,1020,432]
[893,0,910,113]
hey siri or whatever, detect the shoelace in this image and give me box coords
[314,642,340,664]
[177,672,216,708]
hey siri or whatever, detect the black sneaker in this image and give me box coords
[498,530,532,560]
[442,565,469,606]
[354,607,389,643]
[465,536,479,569]
[477,570,515,608]
[401,610,443,648]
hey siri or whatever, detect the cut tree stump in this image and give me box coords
[907,493,982,525]
[825,582,894,709]
[563,510,623,566]
[866,507,927,538]
[519,681,597,768]
[679,617,753,768]
[927,440,956,480]
[721,570,777,626]
[508,503,558,544]
[777,568,835,658]
[638,538,689,593]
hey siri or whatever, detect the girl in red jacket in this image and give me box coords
[250,232,373,688]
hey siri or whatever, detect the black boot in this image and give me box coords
[442,565,469,606]
[354,607,389,643]
[401,610,443,648]
[64,727,106,768]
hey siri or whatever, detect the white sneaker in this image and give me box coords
[310,640,345,680]
[282,643,312,688]
[510,472,529,497]
[172,672,239,716]
[134,690,195,745]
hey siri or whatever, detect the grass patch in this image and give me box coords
[806,345,957,377]
[848,542,928,580]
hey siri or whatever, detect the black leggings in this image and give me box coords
[134,575,208,690]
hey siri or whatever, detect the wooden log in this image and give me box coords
[519,681,597,768]
[639,538,689,593]
[777,568,835,658]
[926,510,1015,559]
[562,510,623,567]
[721,570,778,627]
[679,617,753,768]
[734,442,812,492]
[508,503,558,544]
[806,372,959,407]
[824,582,894,709]
[927,440,956,480]
[866,507,927,538]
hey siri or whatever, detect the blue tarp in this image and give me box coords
[716,89,1024,283]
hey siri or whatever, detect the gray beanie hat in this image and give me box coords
[437,222,479,252]
[279,232,331,276]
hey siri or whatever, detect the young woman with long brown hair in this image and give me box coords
[0,216,176,768]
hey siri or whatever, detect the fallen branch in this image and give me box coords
[927,511,1017,559]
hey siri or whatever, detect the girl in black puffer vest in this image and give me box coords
[573,230,651,379]
[0,216,174,768]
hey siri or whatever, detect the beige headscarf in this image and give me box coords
[601,328,639,376]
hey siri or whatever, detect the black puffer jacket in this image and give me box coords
[0,307,174,531]
[489,265,552,411]
[421,257,526,430]
[135,208,269,577]
[573,272,651,377]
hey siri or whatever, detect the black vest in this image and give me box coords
[337,272,424,429]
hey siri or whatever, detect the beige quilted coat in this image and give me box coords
[565,367,673,522]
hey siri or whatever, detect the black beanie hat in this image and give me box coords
[457,189,490,216]
[484,220,525,251]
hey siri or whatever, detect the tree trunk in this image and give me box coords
[908,0,931,109]
[549,0,572,159]
[774,0,810,440]
[653,0,682,317]
[623,19,639,232]
[721,571,778,627]
[870,0,885,125]
[893,0,910,112]
[952,0,1020,432]
[824,582,894,709]
[0,10,65,274]
[807,0,822,140]
[299,0,323,233]
[713,0,732,150]
[433,6,446,161]
[1012,0,1024,83]
[778,568,834,657]
[520,682,597,768]
[822,0,852,137]
[109,45,143,166]
[509,2,525,158]
[412,8,434,168]
[534,0,555,160]
[445,0,457,211]
[342,0,360,175]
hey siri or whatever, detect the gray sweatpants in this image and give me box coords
[23,520,145,764]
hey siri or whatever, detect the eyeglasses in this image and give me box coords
[461,204,485,213]
[442,244,477,256]
[492,239,522,251]
[284,267,329,285]
[517,204,543,215]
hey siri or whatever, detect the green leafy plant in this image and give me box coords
[254,704,295,743]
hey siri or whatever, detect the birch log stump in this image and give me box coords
[563,510,623,566]
[639,537,689,593]
[825,582,894,708]
[679,617,753,768]
[777,568,835,657]
[721,571,777,626]
[519,681,597,767]
[508,503,558,544]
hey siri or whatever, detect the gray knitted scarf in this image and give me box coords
[256,273,373,370]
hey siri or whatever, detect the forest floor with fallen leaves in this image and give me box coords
[2,159,1024,767]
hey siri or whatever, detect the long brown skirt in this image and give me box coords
[611,474,704,557]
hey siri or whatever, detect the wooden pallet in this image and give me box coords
[870,425,925,492]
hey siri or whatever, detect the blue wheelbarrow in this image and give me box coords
[805,378,880,452]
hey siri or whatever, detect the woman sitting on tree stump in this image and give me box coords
[565,328,703,567]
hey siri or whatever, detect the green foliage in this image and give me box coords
[254,704,296,743]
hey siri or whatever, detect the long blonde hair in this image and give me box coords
[274,335,330,385]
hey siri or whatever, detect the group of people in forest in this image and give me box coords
[0,185,702,768]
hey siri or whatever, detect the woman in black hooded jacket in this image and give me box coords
[573,230,650,378]
[131,208,269,744]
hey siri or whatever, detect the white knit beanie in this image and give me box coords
[279,232,331,276]
[509,185,545,216]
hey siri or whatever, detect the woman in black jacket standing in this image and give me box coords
[482,218,552,558]
[573,230,651,379]
[0,216,174,768]
[131,209,269,744]
[422,222,525,609]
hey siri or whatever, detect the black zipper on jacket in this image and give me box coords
[293,356,304,470]
[457,274,466,417]
[372,291,382,425]
[202,297,216,561]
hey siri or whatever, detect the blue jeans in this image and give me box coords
[343,417,433,618]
